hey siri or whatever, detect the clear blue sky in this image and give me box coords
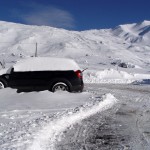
[0,0,149,30]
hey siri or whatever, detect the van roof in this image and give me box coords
[13,57,80,72]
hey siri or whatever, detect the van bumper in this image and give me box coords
[72,84,84,92]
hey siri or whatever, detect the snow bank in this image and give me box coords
[84,69,150,84]
[28,93,118,150]
[13,57,80,72]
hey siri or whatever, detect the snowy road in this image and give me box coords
[0,84,150,150]
[57,84,150,150]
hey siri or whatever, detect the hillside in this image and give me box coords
[0,20,150,83]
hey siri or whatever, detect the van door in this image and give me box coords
[29,71,52,90]
[9,71,33,89]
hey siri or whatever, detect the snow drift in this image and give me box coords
[84,69,150,84]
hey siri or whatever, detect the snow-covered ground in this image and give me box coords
[0,20,150,150]
[0,88,90,149]
[56,84,150,150]
[0,84,150,150]
[0,88,118,150]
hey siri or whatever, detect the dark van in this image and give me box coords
[0,57,84,92]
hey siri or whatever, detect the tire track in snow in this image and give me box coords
[27,93,118,150]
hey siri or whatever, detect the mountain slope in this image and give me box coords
[0,20,150,73]
[112,20,150,43]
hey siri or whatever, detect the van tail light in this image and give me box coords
[75,70,83,79]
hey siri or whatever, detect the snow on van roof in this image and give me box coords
[13,57,80,72]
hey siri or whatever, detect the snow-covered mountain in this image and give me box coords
[0,20,150,82]
[112,20,150,44]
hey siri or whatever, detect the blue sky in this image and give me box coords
[0,0,149,30]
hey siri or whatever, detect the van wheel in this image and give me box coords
[0,79,7,89]
[52,82,69,92]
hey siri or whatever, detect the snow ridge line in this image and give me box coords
[27,93,118,150]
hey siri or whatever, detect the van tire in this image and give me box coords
[0,78,7,89]
[52,82,69,92]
